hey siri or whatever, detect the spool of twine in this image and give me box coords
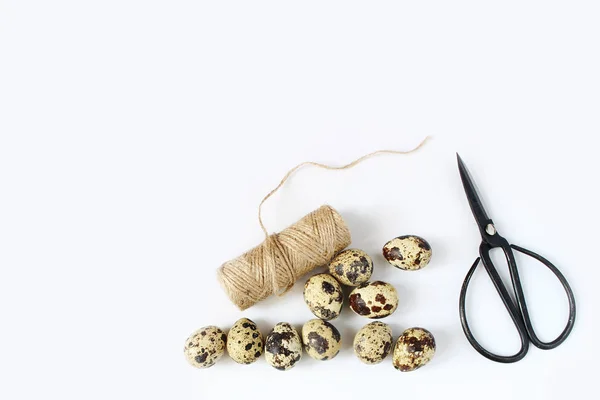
[217,137,430,310]
[217,205,350,310]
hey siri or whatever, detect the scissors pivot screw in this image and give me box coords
[485,224,496,236]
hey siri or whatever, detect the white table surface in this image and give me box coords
[1,2,599,399]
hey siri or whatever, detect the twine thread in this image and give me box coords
[217,136,430,310]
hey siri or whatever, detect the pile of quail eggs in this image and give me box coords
[184,235,436,372]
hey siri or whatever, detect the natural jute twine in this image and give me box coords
[217,137,430,310]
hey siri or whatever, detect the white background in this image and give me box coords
[1,1,599,399]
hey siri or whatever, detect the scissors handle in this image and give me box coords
[459,242,529,363]
[459,241,577,363]
[509,244,577,349]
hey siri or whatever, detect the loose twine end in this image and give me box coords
[257,136,430,237]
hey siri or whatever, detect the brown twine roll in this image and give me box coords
[217,205,350,310]
[217,137,430,310]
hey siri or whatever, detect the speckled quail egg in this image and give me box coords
[227,318,264,364]
[349,281,398,319]
[183,326,227,369]
[303,273,344,320]
[302,319,342,361]
[353,321,393,364]
[328,249,373,286]
[383,235,432,271]
[393,327,436,372]
[265,322,303,371]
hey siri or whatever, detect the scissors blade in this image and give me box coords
[457,154,493,234]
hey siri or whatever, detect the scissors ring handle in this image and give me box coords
[510,244,577,350]
[459,255,529,363]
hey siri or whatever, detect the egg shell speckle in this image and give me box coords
[383,235,432,271]
[349,281,398,319]
[265,322,303,371]
[183,326,227,369]
[328,249,373,286]
[393,327,436,372]
[303,273,344,320]
[353,321,393,364]
[227,318,264,365]
[302,319,341,361]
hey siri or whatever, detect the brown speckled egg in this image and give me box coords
[383,235,432,271]
[265,322,303,371]
[353,321,393,364]
[328,249,373,286]
[349,281,398,319]
[183,326,227,369]
[303,273,344,320]
[302,319,341,361]
[227,318,264,364]
[393,327,436,372]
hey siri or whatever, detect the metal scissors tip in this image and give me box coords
[457,154,494,237]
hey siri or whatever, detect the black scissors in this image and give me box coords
[457,154,576,363]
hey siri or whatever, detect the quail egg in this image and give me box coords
[383,235,432,271]
[349,281,398,319]
[328,249,373,286]
[227,318,264,364]
[265,322,303,371]
[303,273,344,320]
[393,327,436,372]
[183,326,227,369]
[302,319,341,361]
[353,321,393,364]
